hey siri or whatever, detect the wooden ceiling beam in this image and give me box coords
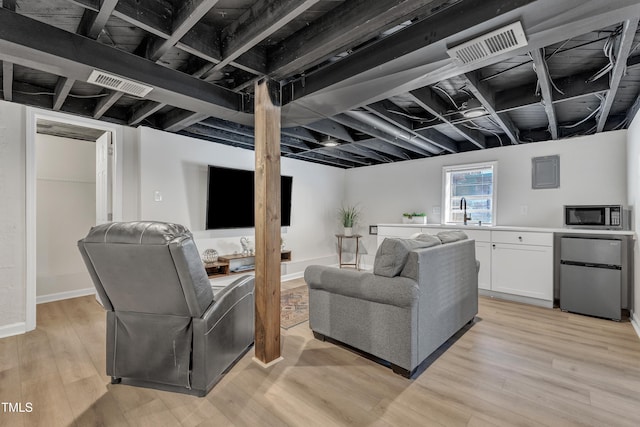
[269,0,454,80]
[147,0,221,62]
[0,8,249,123]
[282,0,536,103]
[529,49,558,140]
[207,0,321,76]
[408,87,487,149]
[78,0,118,39]
[53,77,74,111]
[364,101,458,153]
[2,60,13,101]
[94,91,123,119]
[596,18,640,132]
[462,72,519,144]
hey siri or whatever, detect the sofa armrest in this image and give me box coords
[198,275,254,333]
[304,266,418,308]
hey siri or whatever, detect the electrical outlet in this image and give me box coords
[154,191,163,202]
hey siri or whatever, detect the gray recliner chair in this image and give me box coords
[78,221,255,396]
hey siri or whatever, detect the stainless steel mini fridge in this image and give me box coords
[560,237,622,321]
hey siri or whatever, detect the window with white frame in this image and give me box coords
[442,162,497,225]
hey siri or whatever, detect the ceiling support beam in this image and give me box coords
[408,87,486,149]
[128,100,167,126]
[162,110,210,132]
[351,138,414,160]
[94,91,123,119]
[282,0,536,103]
[529,49,558,139]
[364,101,458,153]
[462,72,519,144]
[335,143,392,163]
[147,0,220,61]
[0,8,250,124]
[286,151,358,168]
[208,0,321,76]
[78,0,119,39]
[296,147,371,166]
[269,0,454,79]
[253,79,283,366]
[281,126,319,144]
[53,77,74,111]
[596,18,640,132]
[2,61,13,101]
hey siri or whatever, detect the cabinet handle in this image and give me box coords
[492,244,496,249]
[518,236,523,241]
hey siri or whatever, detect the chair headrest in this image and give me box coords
[84,221,191,245]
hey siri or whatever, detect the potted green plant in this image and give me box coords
[402,212,427,224]
[339,205,361,236]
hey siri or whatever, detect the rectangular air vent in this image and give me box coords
[447,22,527,65]
[87,70,153,97]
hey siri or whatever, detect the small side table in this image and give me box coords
[336,234,362,270]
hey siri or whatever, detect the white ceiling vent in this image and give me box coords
[447,22,528,65]
[87,70,153,97]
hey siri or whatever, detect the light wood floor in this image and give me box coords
[2,278,640,426]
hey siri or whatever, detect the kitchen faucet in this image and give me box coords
[460,197,472,225]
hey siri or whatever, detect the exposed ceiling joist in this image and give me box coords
[2,0,15,11]
[462,72,519,144]
[209,0,321,76]
[146,0,220,62]
[282,0,536,104]
[270,0,454,79]
[78,0,118,39]
[0,8,252,124]
[365,101,458,153]
[282,126,319,143]
[408,86,487,149]
[94,91,123,119]
[336,143,393,163]
[53,77,74,111]
[2,60,12,101]
[351,138,414,160]
[286,151,358,168]
[128,101,167,126]
[300,146,372,166]
[529,48,558,139]
[162,110,210,132]
[596,18,640,132]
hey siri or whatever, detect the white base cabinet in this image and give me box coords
[376,226,554,305]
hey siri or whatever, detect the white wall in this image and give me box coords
[36,134,96,300]
[627,114,640,330]
[0,101,26,334]
[138,127,345,277]
[347,131,628,263]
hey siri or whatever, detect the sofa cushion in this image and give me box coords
[436,230,468,244]
[409,233,442,245]
[374,237,441,277]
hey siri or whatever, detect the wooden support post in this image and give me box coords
[253,78,282,366]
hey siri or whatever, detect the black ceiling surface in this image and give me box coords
[2,0,640,168]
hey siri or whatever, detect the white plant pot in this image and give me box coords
[412,216,427,224]
[343,227,353,236]
[402,217,411,224]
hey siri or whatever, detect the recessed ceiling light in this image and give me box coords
[324,140,340,147]
[461,99,487,118]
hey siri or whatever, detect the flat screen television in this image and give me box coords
[206,165,292,229]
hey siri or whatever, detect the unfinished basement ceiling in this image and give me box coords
[1,0,640,168]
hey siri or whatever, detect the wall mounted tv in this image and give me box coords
[206,165,293,229]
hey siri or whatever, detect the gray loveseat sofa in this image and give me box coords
[304,231,478,378]
[78,221,255,396]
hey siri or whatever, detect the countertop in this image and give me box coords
[377,223,636,236]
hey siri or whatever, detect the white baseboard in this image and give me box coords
[631,311,640,340]
[0,322,26,339]
[36,287,95,304]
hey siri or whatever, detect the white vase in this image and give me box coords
[343,227,353,236]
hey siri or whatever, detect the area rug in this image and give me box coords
[281,285,309,329]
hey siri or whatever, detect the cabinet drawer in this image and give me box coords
[463,229,491,242]
[491,230,552,246]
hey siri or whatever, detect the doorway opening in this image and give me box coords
[26,108,123,330]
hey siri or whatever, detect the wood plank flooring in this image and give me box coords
[1,278,640,426]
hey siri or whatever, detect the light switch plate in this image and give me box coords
[154,191,163,202]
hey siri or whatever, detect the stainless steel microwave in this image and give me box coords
[564,205,625,229]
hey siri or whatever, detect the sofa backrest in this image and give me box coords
[78,221,214,317]
[373,231,469,278]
